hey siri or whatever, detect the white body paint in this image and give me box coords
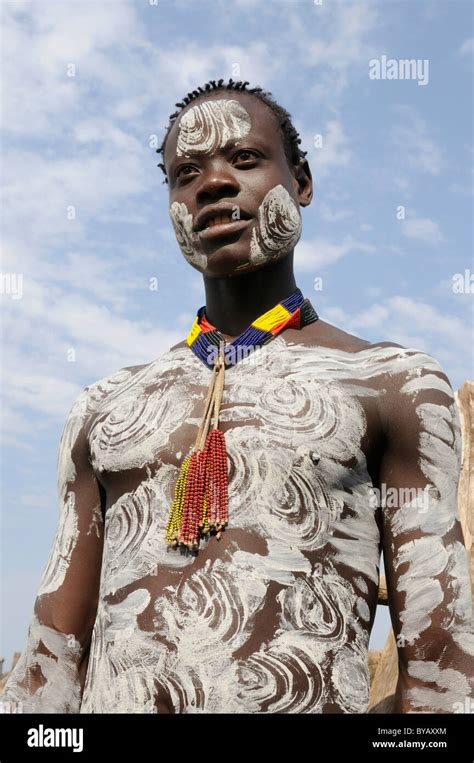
[3,337,472,713]
[37,491,79,596]
[2,615,83,713]
[385,368,473,712]
[36,387,96,597]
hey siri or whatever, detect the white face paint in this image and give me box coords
[176,99,251,157]
[170,99,252,269]
[170,101,300,273]
[248,184,302,264]
[169,201,207,270]
[170,185,301,273]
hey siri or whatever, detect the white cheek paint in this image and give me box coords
[176,99,251,157]
[169,201,207,270]
[37,491,79,596]
[248,185,302,264]
[1,614,83,712]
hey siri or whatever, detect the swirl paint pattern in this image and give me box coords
[176,99,252,157]
[3,334,472,713]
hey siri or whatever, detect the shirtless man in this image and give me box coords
[3,79,473,714]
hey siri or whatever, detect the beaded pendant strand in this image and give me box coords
[165,288,319,553]
[165,343,228,551]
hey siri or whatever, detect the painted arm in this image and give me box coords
[377,351,474,713]
[1,388,104,713]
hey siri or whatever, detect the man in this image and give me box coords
[3,78,473,714]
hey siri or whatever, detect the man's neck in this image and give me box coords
[202,252,298,339]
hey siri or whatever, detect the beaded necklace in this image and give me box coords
[165,287,319,552]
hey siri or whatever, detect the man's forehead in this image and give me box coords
[164,92,277,161]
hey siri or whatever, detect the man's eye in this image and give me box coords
[175,151,258,179]
[233,149,259,164]
[176,165,198,178]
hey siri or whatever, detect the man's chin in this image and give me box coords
[199,244,255,278]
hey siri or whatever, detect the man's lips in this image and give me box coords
[193,205,252,233]
[197,217,252,241]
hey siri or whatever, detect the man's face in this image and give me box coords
[163,91,311,278]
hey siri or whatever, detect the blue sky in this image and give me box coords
[1,0,473,665]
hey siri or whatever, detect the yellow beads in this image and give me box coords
[252,303,291,332]
[165,455,191,547]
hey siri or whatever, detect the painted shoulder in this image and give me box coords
[323,320,447,370]
[369,340,454,394]
[300,319,455,397]
[68,344,188,430]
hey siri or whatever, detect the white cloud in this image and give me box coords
[457,37,474,58]
[3,147,147,249]
[324,296,472,386]
[20,492,53,510]
[390,106,445,177]
[2,2,146,138]
[366,285,383,298]
[304,120,353,179]
[296,235,375,271]
[401,217,444,244]
[351,303,390,329]
[1,270,183,426]
[302,2,380,104]
[318,205,354,222]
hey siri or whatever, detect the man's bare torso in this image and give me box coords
[69,320,424,714]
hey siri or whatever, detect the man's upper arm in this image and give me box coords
[377,350,474,713]
[1,387,105,713]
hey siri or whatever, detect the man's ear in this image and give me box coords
[294,157,313,207]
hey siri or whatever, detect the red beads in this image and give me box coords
[165,428,228,551]
[203,429,229,537]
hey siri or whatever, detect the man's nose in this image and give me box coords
[195,162,239,202]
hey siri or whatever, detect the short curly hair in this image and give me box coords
[156,78,307,184]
